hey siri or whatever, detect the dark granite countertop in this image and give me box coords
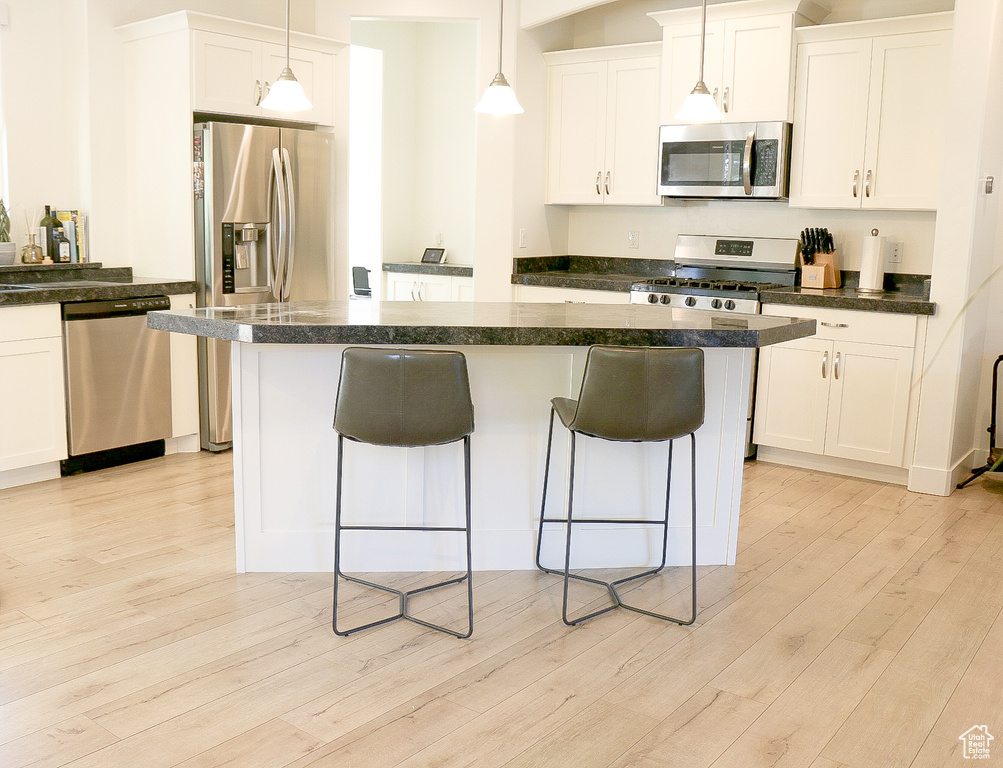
[0,264,197,306]
[511,255,673,293]
[760,273,934,315]
[383,262,473,278]
[148,300,816,348]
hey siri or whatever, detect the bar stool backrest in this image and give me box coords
[569,346,705,442]
[334,347,474,447]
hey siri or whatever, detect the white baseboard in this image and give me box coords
[0,461,61,490]
[908,449,979,496]
[165,434,200,454]
[755,446,909,486]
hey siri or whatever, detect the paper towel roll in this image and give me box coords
[859,230,885,294]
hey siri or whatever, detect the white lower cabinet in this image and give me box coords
[515,285,629,304]
[0,305,68,473]
[754,305,918,468]
[385,273,472,301]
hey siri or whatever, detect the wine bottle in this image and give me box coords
[51,212,68,262]
[39,205,56,259]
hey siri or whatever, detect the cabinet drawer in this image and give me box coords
[0,304,62,343]
[762,304,916,347]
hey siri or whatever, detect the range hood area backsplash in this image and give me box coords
[565,203,937,276]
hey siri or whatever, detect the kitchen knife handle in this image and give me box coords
[865,170,872,198]
[834,351,841,380]
[605,171,611,195]
[852,170,860,198]
[723,87,729,113]
[822,350,828,379]
[596,172,602,196]
[742,130,755,196]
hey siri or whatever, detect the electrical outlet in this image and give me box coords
[519,228,527,248]
[628,230,640,249]
[887,241,903,264]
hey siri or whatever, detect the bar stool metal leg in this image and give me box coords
[333,435,474,639]
[537,428,697,627]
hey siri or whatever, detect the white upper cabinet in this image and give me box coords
[120,12,345,128]
[545,43,661,206]
[650,0,828,125]
[789,14,952,210]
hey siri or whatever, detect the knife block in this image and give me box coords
[800,250,841,289]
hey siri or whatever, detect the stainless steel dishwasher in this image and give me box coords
[61,296,173,473]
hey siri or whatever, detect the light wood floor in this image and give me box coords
[2,451,1002,767]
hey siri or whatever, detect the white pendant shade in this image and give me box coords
[261,68,313,112]
[475,73,524,115]
[675,86,722,123]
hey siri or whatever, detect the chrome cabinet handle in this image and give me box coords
[596,172,602,195]
[410,281,417,301]
[834,351,841,380]
[820,322,849,328]
[723,86,729,113]
[254,80,263,105]
[742,130,755,195]
[604,171,611,195]
[865,170,872,198]
[822,350,828,379]
[713,87,719,104]
[852,170,860,198]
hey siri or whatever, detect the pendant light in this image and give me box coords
[475,0,524,115]
[260,0,313,112]
[674,0,722,123]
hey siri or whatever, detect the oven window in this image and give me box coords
[661,141,743,187]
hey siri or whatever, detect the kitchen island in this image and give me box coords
[149,301,815,573]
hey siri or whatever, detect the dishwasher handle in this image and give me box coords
[62,296,172,321]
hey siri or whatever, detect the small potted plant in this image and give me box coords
[0,199,15,265]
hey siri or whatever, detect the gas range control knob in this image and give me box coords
[711,298,722,309]
[684,296,697,307]
[647,293,659,304]
[724,300,736,311]
[659,295,671,305]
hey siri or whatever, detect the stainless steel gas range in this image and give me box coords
[631,234,800,457]
[629,234,799,312]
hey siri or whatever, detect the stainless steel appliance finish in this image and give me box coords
[630,235,800,456]
[194,121,335,451]
[657,121,792,199]
[62,297,173,457]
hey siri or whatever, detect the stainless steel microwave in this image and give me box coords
[657,121,792,199]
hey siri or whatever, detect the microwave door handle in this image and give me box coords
[281,147,295,302]
[742,130,755,195]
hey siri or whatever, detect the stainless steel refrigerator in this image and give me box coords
[194,121,334,451]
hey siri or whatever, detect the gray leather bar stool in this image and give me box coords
[536,345,704,626]
[333,347,475,638]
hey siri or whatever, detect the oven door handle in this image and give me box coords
[742,130,755,196]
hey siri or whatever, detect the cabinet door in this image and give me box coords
[824,341,914,466]
[0,336,68,471]
[753,338,831,454]
[721,14,794,122]
[546,62,608,204]
[192,31,262,117]
[451,277,474,301]
[788,38,872,208]
[861,30,951,210]
[386,273,418,301]
[604,56,661,205]
[659,21,725,125]
[262,44,335,126]
[416,275,453,301]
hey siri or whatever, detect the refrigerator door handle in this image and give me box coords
[269,147,288,301]
[281,147,296,301]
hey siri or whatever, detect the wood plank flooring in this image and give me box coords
[2,451,1002,767]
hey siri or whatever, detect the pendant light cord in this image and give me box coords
[698,0,707,83]
[497,0,505,74]
[284,0,291,69]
